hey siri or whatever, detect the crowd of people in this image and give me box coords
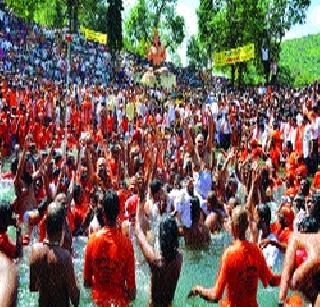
[0,3,320,307]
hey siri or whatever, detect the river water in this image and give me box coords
[2,179,284,307]
[13,233,282,307]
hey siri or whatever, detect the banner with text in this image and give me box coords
[80,26,107,45]
[213,43,254,66]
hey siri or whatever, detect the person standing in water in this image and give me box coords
[29,202,80,307]
[84,189,136,306]
[188,206,281,306]
[136,186,183,307]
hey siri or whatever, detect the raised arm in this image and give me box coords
[14,141,28,191]
[135,185,156,264]
[183,117,194,154]
[207,113,215,151]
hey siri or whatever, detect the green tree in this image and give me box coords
[197,0,311,85]
[107,0,123,51]
[124,0,185,57]
[187,35,207,69]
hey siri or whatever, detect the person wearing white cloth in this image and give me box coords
[302,115,313,175]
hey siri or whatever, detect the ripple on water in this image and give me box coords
[16,233,281,306]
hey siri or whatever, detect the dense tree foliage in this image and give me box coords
[186,35,207,69]
[5,0,109,33]
[123,0,185,58]
[197,0,311,85]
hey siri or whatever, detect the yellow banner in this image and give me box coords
[213,43,254,66]
[80,26,107,45]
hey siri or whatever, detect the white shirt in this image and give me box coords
[175,190,205,228]
[261,48,269,61]
[261,233,282,272]
[303,124,313,158]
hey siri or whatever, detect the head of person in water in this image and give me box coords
[55,193,68,216]
[102,189,119,227]
[294,194,305,212]
[231,206,249,240]
[10,158,18,176]
[0,201,15,233]
[299,180,309,197]
[257,203,271,236]
[298,216,319,233]
[309,192,320,224]
[97,157,107,180]
[46,202,64,242]
[196,134,205,154]
[186,177,194,196]
[190,196,201,225]
[279,205,295,229]
[73,184,82,204]
[150,179,163,203]
[22,157,33,186]
[159,215,179,262]
[207,191,218,212]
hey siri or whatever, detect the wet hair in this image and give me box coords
[191,196,201,224]
[102,189,120,222]
[73,184,81,200]
[301,180,309,197]
[22,171,33,186]
[150,179,162,196]
[160,215,179,262]
[10,158,18,175]
[231,206,249,239]
[0,201,13,232]
[38,197,49,216]
[294,194,305,211]
[257,203,271,225]
[46,203,64,237]
[299,216,319,233]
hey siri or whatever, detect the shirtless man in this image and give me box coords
[279,232,320,305]
[184,196,211,249]
[0,251,17,306]
[14,138,37,218]
[29,202,80,307]
[188,206,280,306]
[184,113,214,172]
[136,190,183,307]
[55,193,73,253]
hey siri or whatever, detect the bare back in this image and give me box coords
[29,243,79,307]
[150,252,183,307]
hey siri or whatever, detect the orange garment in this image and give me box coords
[285,187,298,197]
[278,228,292,245]
[285,294,303,306]
[271,221,282,237]
[84,227,135,305]
[270,147,281,170]
[214,240,273,307]
[312,171,320,189]
[0,232,16,259]
[271,130,282,150]
[295,126,304,157]
[38,214,47,243]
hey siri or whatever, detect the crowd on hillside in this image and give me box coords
[0,3,319,307]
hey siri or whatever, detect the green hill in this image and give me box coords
[280,33,320,87]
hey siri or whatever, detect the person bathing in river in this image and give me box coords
[188,206,281,306]
[136,188,183,307]
[29,202,80,307]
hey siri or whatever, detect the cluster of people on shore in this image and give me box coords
[0,3,320,307]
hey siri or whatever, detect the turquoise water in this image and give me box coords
[15,233,282,307]
[1,173,282,306]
